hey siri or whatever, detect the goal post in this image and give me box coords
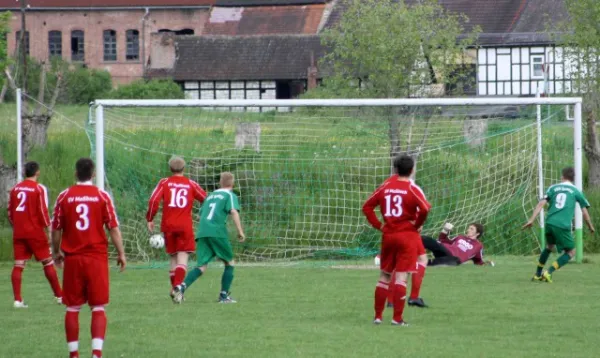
[91,97,584,263]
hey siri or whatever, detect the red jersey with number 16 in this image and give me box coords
[51,182,119,256]
[8,179,51,240]
[146,175,207,232]
[363,176,431,234]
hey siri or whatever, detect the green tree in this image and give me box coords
[0,11,16,207]
[561,0,600,187]
[314,0,478,157]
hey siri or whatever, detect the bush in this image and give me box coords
[62,65,112,104]
[108,79,184,99]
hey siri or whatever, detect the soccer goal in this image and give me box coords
[88,97,583,264]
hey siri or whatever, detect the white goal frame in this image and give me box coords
[91,97,584,261]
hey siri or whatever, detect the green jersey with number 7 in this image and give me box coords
[196,189,241,239]
[545,182,590,229]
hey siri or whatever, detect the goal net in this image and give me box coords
[88,98,581,264]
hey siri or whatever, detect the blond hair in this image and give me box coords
[220,172,235,188]
[169,156,186,173]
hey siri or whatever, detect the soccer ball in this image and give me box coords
[149,234,165,249]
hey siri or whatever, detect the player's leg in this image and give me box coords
[429,256,461,266]
[164,232,178,287]
[374,235,395,323]
[63,256,86,358]
[387,271,395,307]
[174,238,214,302]
[408,239,428,308]
[534,227,556,281]
[87,256,110,358]
[12,240,30,307]
[391,234,420,326]
[544,228,575,282]
[33,239,63,302]
[172,229,196,289]
[213,238,237,303]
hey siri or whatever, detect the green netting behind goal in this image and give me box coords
[89,104,574,265]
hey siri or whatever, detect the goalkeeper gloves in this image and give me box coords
[442,222,454,234]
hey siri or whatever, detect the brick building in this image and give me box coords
[0,0,214,84]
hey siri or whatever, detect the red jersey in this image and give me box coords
[7,179,50,240]
[362,176,431,234]
[146,175,207,232]
[51,182,119,256]
[438,232,485,265]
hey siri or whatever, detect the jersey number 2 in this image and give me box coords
[168,189,188,208]
[15,192,27,212]
[76,204,90,231]
[384,194,403,217]
[555,193,567,209]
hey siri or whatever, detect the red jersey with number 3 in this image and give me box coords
[51,182,119,256]
[146,175,207,232]
[8,179,51,240]
[362,176,431,234]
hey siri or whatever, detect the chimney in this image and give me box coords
[307,50,318,90]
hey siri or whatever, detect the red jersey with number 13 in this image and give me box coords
[51,182,119,256]
[363,176,431,234]
[146,175,207,232]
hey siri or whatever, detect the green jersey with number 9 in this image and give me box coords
[545,182,590,229]
[196,189,241,240]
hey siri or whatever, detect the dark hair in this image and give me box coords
[24,161,40,178]
[75,158,95,182]
[470,223,484,238]
[393,155,415,176]
[562,167,575,182]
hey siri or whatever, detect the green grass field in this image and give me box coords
[1,257,600,358]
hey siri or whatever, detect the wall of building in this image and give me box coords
[477,46,576,96]
[9,8,209,84]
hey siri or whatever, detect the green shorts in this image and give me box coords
[195,237,234,266]
[545,224,574,252]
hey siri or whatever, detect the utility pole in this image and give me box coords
[20,0,27,92]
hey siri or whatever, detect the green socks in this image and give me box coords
[221,265,235,294]
[548,253,571,274]
[183,267,203,288]
[536,249,552,276]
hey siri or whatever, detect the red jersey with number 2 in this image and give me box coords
[362,176,431,234]
[51,182,119,256]
[146,175,207,233]
[8,180,51,240]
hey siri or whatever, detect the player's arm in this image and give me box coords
[6,190,13,227]
[230,209,245,242]
[38,185,52,237]
[109,227,127,272]
[101,191,127,271]
[191,181,207,203]
[50,199,64,267]
[582,207,595,233]
[522,199,548,229]
[146,181,164,232]
[411,186,431,229]
[438,223,454,243]
[362,189,384,231]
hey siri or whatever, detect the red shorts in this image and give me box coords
[13,238,52,261]
[380,232,421,274]
[63,255,109,307]
[164,230,195,255]
[417,238,426,256]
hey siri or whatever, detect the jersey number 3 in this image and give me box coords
[168,188,188,208]
[384,194,403,217]
[76,204,90,231]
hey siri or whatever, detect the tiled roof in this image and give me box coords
[0,0,214,8]
[325,0,568,46]
[216,0,327,6]
[204,5,326,35]
[169,35,325,81]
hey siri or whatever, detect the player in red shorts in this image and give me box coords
[146,156,207,300]
[362,155,431,326]
[7,161,62,308]
[51,158,126,358]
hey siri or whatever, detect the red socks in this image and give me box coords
[43,261,63,298]
[169,270,175,287]
[392,281,408,323]
[11,265,24,302]
[173,265,187,287]
[374,280,389,320]
[91,306,107,358]
[410,262,427,300]
[65,307,81,357]
[387,272,396,304]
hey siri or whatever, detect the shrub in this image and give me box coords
[108,79,184,99]
[61,65,112,104]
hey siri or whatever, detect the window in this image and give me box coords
[126,29,139,61]
[531,55,545,79]
[71,30,85,62]
[103,30,117,61]
[16,31,29,55]
[48,31,62,57]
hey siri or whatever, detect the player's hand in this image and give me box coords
[442,222,454,233]
[116,253,127,272]
[588,225,596,234]
[237,232,246,243]
[147,222,154,233]
[522,221,534,229]
[53,251,65,269]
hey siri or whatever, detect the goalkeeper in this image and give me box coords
[422,223,494,266]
